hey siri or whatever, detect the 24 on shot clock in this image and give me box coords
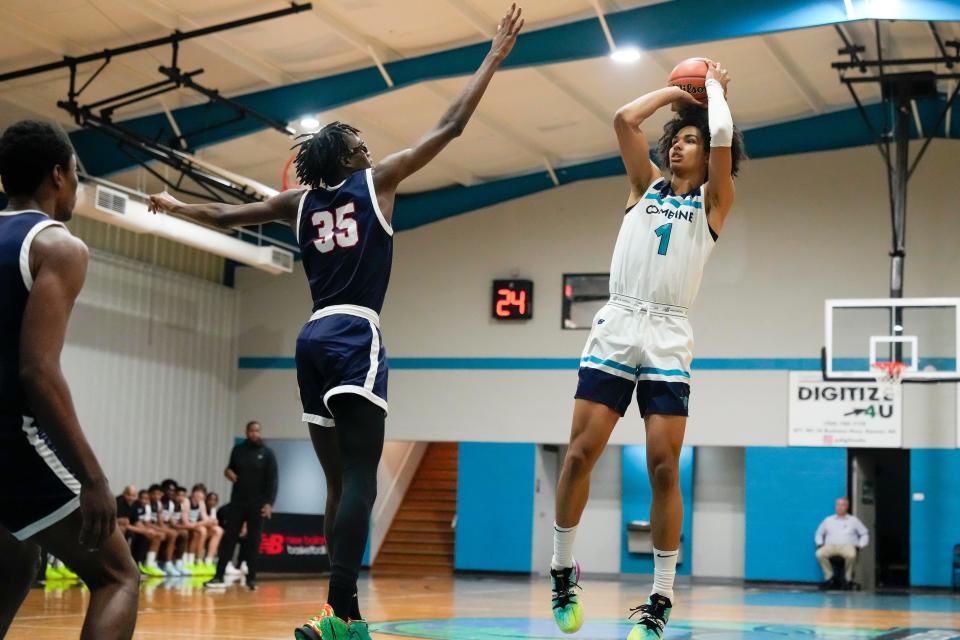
[492,279,533,320]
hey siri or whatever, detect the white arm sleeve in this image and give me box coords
[705,78,733,148]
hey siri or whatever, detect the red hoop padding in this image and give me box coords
[282,152,302,191]
[871,361,907,388]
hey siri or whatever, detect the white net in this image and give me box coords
[871,361,906,397]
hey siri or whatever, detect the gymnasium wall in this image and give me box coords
[235,142,959,448]
[64,251,238,499]
[234,142,959,581]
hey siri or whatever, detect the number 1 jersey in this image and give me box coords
[296,168,394,314]
[609,177,717,309]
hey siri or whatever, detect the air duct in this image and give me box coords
[74,178,294,275]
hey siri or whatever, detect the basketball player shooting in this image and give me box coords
[548,60,745,639]
[147,5,523,639]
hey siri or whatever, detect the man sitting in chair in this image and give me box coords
[815,497,869,588]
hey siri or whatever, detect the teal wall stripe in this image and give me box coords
[238,356,956,371]
[238,356,823,370]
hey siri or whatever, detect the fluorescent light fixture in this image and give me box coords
[299,116,321,131]
[610,46,641,64]
[864,0,900,18]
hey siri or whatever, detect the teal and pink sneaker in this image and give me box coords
[627,593,672,640]
[295,604,349,639]
[550,560,583,634]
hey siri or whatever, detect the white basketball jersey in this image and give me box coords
[609,178,716,308]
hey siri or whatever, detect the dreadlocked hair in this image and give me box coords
[291,121,361,188]
[657,106,746,178]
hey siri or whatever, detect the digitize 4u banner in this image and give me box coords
[788,372,903,448]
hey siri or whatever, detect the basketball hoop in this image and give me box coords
[871,361,906,396]
[281,152,303,191]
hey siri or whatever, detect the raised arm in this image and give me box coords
[615,86,700,208]
[20,227,116,549]
[147,187,303,229]
[704,60,735,232]
[372,3,524,212]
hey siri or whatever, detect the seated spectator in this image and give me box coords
[154,482,188,576]
[815,497,869,588]
[206,492,220,521]
[163,481,205,575]
[188,484,223,574]
[115,485,165,577]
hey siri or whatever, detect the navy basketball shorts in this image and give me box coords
[296,305,388,428]
[575,299,693,418]
[0,415,81,540]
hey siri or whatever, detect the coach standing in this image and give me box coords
[205,420,277,590]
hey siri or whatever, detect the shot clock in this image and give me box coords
[492,279,533,320]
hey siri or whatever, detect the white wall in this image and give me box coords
[64,251,237,498]
[235,142,960,447]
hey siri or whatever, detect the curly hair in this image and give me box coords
[656,107,745,178]
[291,121,362,188]
[0,120,74,196]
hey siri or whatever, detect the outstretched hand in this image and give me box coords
[670,87,705,112]
[147,191,183,214]
[489,3,524,61]
[705,59,730,95]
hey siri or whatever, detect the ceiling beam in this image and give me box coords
[116,0,294,87]
[81,0,960,177]
[307,0,395,87]
[331,104,479,186]
[444,0,611,127]
[760,35,826,114]
[308,0,553,173]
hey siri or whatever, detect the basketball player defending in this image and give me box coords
[550,62,744,639]
[0,120,139,638]
[148,6,523,638]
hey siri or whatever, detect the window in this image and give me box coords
[562,273,608,330]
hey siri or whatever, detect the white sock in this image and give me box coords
[186,553,195,564]
[651,548,678,601]
[551,523,577,571]
[146,551,157,566]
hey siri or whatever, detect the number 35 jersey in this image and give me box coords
[609,177,717,309]
[296,168,394,314]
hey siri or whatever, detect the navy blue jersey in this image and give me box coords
[296,168,394,314]
[0,211,64,436]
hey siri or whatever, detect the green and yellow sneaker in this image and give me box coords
[550,560,583,634]
[44,564,64,581]
[139,563,166,577]
[627,593,672,640]
[295,604,349,639]
[347,619,372,640]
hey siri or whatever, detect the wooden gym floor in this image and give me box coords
[8,573,960,639]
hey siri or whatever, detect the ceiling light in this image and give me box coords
[610,46,641,64]
[299,116,320,131]
[864,0,900,17]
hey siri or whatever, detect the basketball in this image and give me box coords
[668,57,710,102]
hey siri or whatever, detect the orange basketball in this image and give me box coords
[668,57,710,103]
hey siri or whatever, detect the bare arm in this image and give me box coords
[148,188,303,228]
[178,498,191,526]
[372,3,524,218]
[615,86,701,208]
[704,61,736,233]
[20,227,116,549]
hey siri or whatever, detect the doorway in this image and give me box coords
[848,449,910,590]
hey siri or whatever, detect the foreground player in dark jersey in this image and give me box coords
[148,5,523,637]
[0,120,139,639]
